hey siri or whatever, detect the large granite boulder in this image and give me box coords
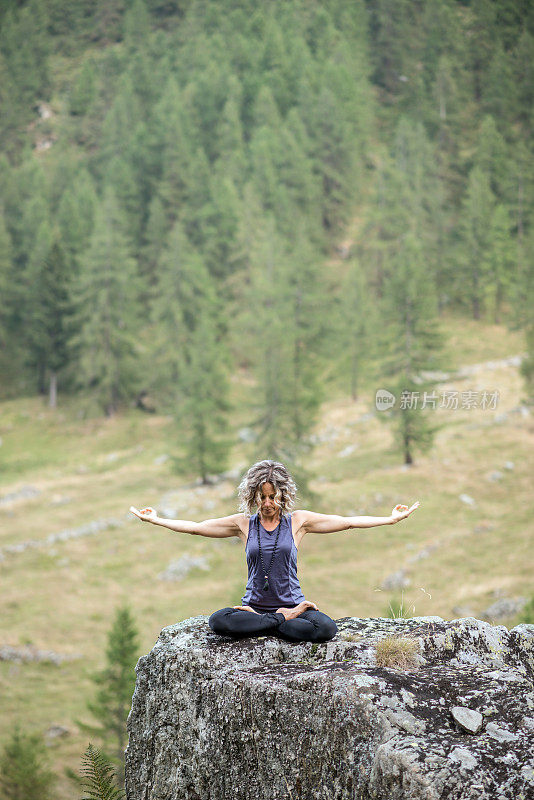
[125,616,534,800]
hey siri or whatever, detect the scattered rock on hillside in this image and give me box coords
[219,466,243,481]
[480,597,527,621]
[380,569,411,590]
[36,102,53,119]
[0,485,41,506]
[157,555,210,582]
[473,522,495,534]
[452,606,476,618]
[511,405,531,418]
[487,470,504,482]
[50,494,72,505]
[417,354,525,384]
[459,493,476,507]
[407,544,439,563]
[125,615,534,800]
[45,724,71,739]
[0,517,125,560]
[0,645,81,665]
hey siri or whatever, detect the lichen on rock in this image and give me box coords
[125,616,534,800]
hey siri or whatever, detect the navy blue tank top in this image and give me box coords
[241,512,305,612]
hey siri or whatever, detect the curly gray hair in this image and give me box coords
[237,460,297,516]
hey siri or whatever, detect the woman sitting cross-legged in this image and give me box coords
[130,460,419,643]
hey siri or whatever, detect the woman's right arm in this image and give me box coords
[129,506,246,538]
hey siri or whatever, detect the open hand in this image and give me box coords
[390,501,420,523]
[233,606,260,614]
[276,600,318,621]
[129,505,157,522]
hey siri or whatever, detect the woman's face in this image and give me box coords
[259,481,277,519]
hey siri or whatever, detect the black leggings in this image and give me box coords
[208,607,338,643]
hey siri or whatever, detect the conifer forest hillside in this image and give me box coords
[0,1,533,795]
[1,0,533,472]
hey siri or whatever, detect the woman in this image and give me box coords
[130,460,419,643]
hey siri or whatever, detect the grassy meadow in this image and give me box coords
[0,310,532,797]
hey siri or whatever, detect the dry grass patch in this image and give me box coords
[374,635,420,670]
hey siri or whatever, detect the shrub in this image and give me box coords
[0,726,56,800]
[515,595,534,625]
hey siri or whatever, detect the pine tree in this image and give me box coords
[177,311,231,483]
[512,29,534,131]
[338,258,378,400]
[149,221,207,397]
[155,78,196,223]
[0,211,13,353]
[481,43,517,127]
[214,75,247,182]
[140,195,168,290]
[123,0,150,53]
[377,233,445,465]
[0,0,50,109]
[69,60,97,116]
[458,165,495,319]
[474,116,510,202]
[0,203,30,395]
[508,141,534,329]
[71,187,144,415]
[519,228,534,403]
[361,118,446,305]
[22,215,54,394]
[25,237,73,407]
[0,726,56,800]
[82,607,140,781]
[98,75,141,173]
[485,203,514,324]
[466,0,498,103]
[368,0,419,100]
[201,172,242,281]
[149,222,232,480]
[93,0,127,44]
[236,207,325,461]
[57,168,98,270]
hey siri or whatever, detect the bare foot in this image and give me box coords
[233,605,259,614]
[275,600,318,621]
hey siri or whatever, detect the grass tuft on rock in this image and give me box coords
[374,635,420,670]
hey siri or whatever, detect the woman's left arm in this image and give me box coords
[293,502,420,535]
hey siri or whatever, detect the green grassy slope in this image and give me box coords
[0,312,532,797]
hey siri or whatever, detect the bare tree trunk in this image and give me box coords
[49,372,57,408]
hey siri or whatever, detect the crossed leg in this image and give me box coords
[208,607,284,637]
[276,609,338,642]
[209,606,337,642]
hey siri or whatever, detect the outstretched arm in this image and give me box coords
[129,506,245,538]
[293,502,420,535]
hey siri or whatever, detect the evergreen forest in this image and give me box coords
[1,0,533,473]
[1,3,534,794]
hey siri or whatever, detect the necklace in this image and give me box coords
[257,513,282,591]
